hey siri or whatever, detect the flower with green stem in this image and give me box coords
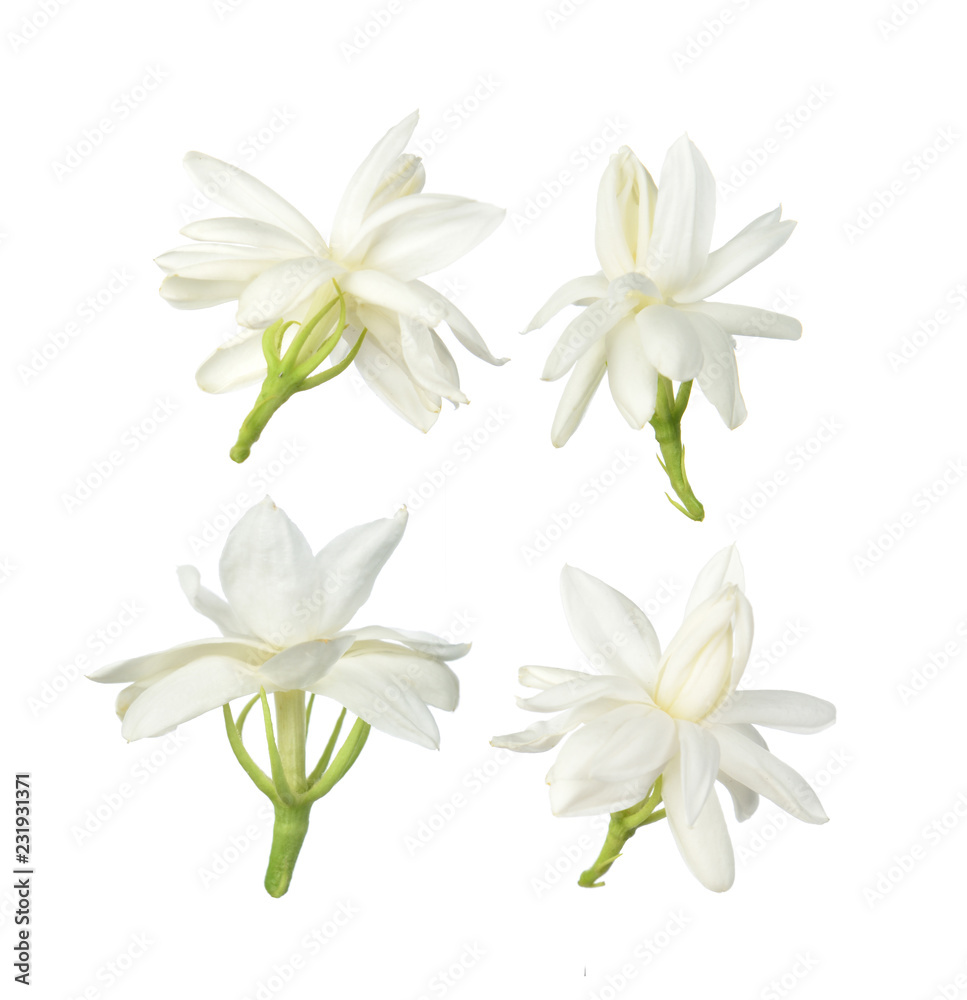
[524,135,801,520]
[89,498,468,896]
[491,547,834,891]
[156,112,506,461]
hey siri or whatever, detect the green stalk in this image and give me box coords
[579,777,666,888]
[649,377,705,521]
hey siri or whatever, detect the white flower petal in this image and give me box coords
[400,315,468,403]
[410,279,508,365]
[524,274,608,333]
[675,720,721,827]
[605,316,659,429]
[683,302,802,341]
[517,674,649,713]
[258,635,358,691]
[235,257,342,329]
[518,665,590,690]
[550,338,607,447]
[183,152,327,254]
[542,295,632,381]
[348,625,469,661]
[331,640,460,711]
[637,304,706,382]
[195,332,268,394]
[159,276,247,310]
[180,217,317,253]
[675,209,796,303]
[713,690,836,734]
[662,755,735,891]
[329,112,420,256]
[218,498,318,645]
[352,195,504,281]
[595,153,636,277]
[89,637,265,684]
[713,724,828,823]
[560,566,662,690]
[717,772,759,822]
[694,323,747,429]
[312,509,408,634]
[645,135,716,293]
[155,245,285,274]
[120,656,260,741]
[177,565,247,635]
[491,697,619,753]
[684,546,745,617]
[366,153,426,215]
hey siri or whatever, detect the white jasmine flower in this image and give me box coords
[156,113,506,450]
[492,547,834,891]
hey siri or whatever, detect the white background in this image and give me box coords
[3,0,967,997]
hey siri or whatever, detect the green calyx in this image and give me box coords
[578,777,666,888]
[222,689,370,897]
[649,376,705,521]
[229,282,367,464]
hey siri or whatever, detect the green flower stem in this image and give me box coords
[649,377,705,521]
[222,694,371,897]
[578,777,666,888]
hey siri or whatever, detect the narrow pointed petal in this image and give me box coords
[675,720,721,826]
[694,324,747,429]
[525,274,608,333]
[400,315,468,403]
[662,755,735,891]
[605,317,659,429]
[155,245,283,275]
[312,509,407,634]
[518,665,590,689]
[542,295,632,381]
[550,338,606,447]
[674,210,796,303]
[646,135,716,293]
[517,674,649,713]
[366,153,426,216]
[195,332,268,394]
[713,724,828,823]
[348,625,470,661]
[180,217,316,254]
[595,154,636,277]
[411,279,508,365]
[684,546,745,617]
[682,302,802,341]
[491,696,620,753]
[177,565,247,635]
[560,566,662,690]
[713,690,836,734]
[718,772,759,822]
[218,498,318,645]
[89,637,265,683]
[330,112,420,255]
[159,275,247,310]
[182,152,327,254]
[120,657,260,741]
